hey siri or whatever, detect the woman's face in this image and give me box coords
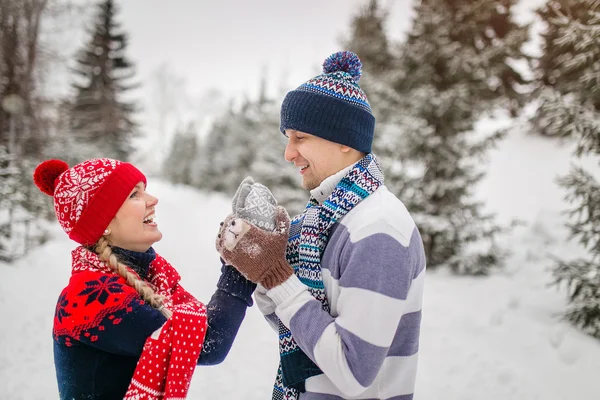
[105,182,162,252]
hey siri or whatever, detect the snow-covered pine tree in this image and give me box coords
[0,146,50,261]
[347,0,529,274]
[245,73,304,214]
[163,122,199,185]
[248,100,305,216]
[0,146,19,260]
[345,0,393,76]
[69,0,139,162]
[194,99,260,195]
[538,0,599,98]
[537,0,600,338]
[345,0,407,198]
[536,0,600,138]
[194,74,305,213]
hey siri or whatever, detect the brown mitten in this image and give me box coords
[215,206,293,289]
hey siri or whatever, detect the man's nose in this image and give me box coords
[284,141,297,163]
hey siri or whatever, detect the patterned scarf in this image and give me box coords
[58,247,207,400]
[273,154,384,400]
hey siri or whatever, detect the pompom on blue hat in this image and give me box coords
[280,51,375,153]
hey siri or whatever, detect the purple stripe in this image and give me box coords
[291,308,420,387]
[301,393,413,400]
[288,299,333,361]
[411,228,426,279]
[321,225,424,300]
[388,311,421,357]
[335,323,388,387]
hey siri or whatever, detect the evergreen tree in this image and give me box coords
[0,146,51,261]
[0,146,19,260]
[535,0,600,137]
[163,122,199,185]
[194,75,305,213]
[537,0,600,99]
[347,0,529,274]
[194,100,259,195]
[248,101,306,216]
[538,0,600,338]
[345,0,405,198]
[345,0,393,76]
[69,0,138,162]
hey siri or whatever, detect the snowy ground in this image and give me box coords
[2,124,600,399]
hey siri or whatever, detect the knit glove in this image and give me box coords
[231,176,277,231]
[215,206,293,289]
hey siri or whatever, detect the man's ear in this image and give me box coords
[340,144,352,153]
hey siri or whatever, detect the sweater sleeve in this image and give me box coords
[53,274,168,357]
[253,284,280,332]
[56,263,256,364]
[266,220,425,397]
[197,263,256,365]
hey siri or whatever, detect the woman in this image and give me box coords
[33,158,256,400]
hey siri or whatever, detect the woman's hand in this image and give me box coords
[215,206,293,289]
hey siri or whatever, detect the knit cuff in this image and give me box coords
[217,263,257,307]
[261,259,295,290]
[280,90,375,153]
[267,274,307,306]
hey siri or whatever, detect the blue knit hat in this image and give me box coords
[280,51,375,153]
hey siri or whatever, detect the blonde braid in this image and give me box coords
[95,237,172,319]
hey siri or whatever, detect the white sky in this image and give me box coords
[118,0,414,101]
[40,0,545,157]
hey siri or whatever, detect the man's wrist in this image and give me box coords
[266,273,306,306]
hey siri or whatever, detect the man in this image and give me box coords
[217,51,426,400]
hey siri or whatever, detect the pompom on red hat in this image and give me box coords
[33,158,146,245]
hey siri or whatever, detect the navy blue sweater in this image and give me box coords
[54,248,255,399]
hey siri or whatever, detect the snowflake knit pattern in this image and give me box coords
[232,176,277,232]
[55,247,207,400]
[273,153,384,400]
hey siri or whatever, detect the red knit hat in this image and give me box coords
[33,158,146,245]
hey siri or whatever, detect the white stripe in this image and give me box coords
[312,323,368,397]
[336,286,405,347]
[379,355,419,398]
[305,354,419,399]
[339,189,416,246]
[349,217,415,246]
[334,269,424,348]
[270,276,313,328]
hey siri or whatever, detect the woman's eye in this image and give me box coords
[129,191,138,199]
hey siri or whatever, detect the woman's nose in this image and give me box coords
[146,193,158,207]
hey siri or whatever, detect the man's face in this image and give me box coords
[284,130,347,190]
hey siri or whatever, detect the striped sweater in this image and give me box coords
[258,169,426,399]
